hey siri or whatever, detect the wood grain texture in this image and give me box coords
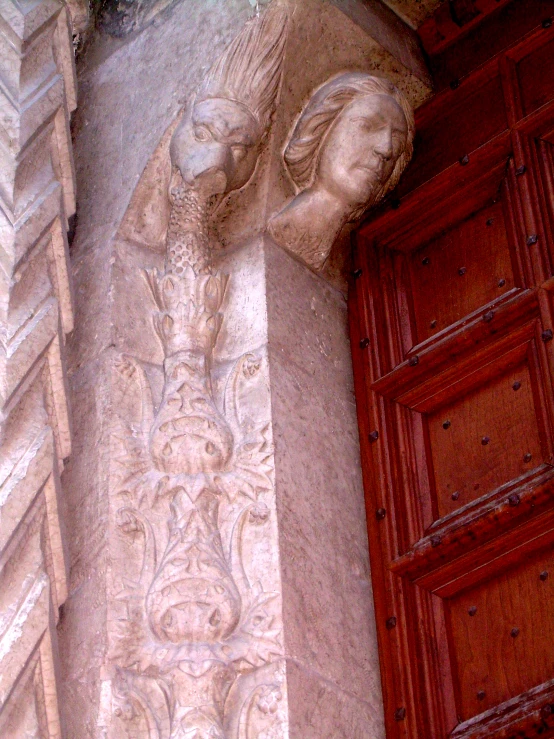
[351,15,554,739]
[419,0,554,93]
[448,546,554,720]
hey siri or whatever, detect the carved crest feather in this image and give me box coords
[197,4,288,132]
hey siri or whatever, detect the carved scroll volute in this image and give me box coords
[110,6,288,739]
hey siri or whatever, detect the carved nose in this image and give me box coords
[374,132,393,161]
[375,144,393,161]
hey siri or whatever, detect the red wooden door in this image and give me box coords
[350,16,554,739]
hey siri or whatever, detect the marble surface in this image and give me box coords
[58,0,426,734]
[0,2,76,735]
[265,239,384,722]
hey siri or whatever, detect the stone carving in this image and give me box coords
[170,5,287,203]
[0,0,75,735]
[268,72,415,270]
[117,3,288,257]
[109,7,288,738]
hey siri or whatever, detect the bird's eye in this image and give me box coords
[194,126,211,143]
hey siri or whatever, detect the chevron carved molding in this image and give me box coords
[0,0,76,735]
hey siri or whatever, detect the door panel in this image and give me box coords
[409,200,516,344]
[447,546,554,721]
[515,36,554,117]
[397,68,509,197]
[428,360,542,518]
[350,18,554,739]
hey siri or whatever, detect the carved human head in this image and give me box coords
[170,5,287,197]
[284,73,415,219]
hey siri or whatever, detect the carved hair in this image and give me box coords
[284,72,415,206]
[197,4,288,133]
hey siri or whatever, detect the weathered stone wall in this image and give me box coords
[59,1,430,736]
[0,1,76,734]
[264,238,386,733]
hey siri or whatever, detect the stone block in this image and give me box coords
[265,238,381,703]
[0,0,77,734]
[286,659,385,739]
[58,1,430,735]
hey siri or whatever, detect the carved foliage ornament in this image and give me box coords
[109,5,415,738]
[110,6,288,738]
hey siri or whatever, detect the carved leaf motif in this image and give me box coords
[113,671,172,739]
[109,9,291,734]
[230,681,284,739]
[112,356,156,500]
[144,268,228,358]
[236,593,282,668]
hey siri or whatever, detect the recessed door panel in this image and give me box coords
[398,74,508,196]
[410,201,515,345]
[517,36,554,117]
[428,360,542,518]
[447,547,554,721]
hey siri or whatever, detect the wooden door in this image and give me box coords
[350,16,554,739]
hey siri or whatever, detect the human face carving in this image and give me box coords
[170,98,261,196]
[316,94,408,214]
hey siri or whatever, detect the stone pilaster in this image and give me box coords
[60,1,428,735]
[264,238,385,736]
[0,0,76,735]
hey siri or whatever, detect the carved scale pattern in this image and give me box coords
[166,176,212,275]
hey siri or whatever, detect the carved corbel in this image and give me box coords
[268,72,415,271]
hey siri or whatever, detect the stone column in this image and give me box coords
[0,1,76,735]
[59,1,430,736]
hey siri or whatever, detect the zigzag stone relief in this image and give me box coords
[107,8,288,737]
[0,0,76,735]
